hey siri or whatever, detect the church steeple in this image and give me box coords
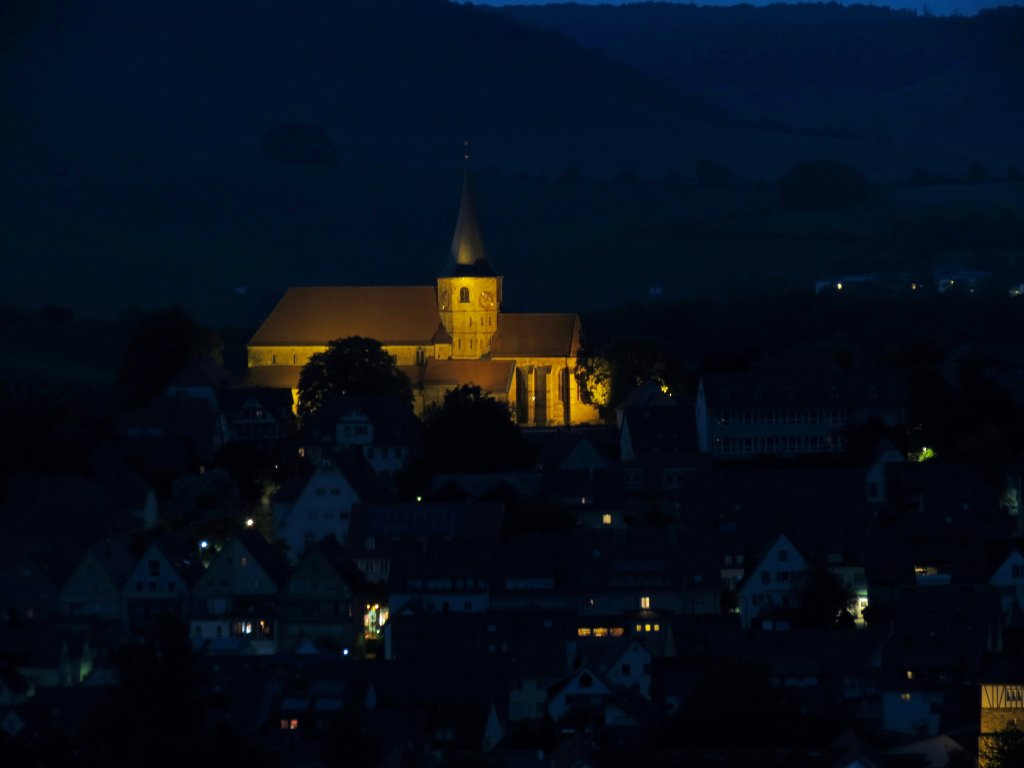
[444,171,495,277]
[437,166,502,359]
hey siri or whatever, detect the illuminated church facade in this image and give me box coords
[246,177,601,427]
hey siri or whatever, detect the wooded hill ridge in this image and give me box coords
[3,0,1016,180]
[494,2,1024,174]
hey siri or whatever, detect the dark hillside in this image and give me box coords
[1,0,986,179]
[1,0,1018,322]
[495,3,1024,172]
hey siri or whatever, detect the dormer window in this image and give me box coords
[459,287,470,303]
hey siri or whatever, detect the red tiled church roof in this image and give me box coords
[422,359,515,395]
[491,313,581,358]
[249,286,443,347]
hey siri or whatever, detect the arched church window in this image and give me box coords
[459,287,469,303]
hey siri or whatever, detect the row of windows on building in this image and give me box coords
[718,385,880,401]
[716,408,849,426]
[716,435,847,454]
[406,577,488,590]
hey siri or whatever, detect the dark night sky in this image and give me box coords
[478,0,1021,16]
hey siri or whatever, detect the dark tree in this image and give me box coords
[296,336,413,423]
[117,306,221,406]
[419,385,535,474]
[793,565,856,629]
[77,617,268,767]
[777,159,870,211]
[981,720,1024,768]
[212,442,279,506]
[599,337,688,409]
[654,660,806,749]
[166,468,249,546]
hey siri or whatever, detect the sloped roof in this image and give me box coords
[622,404,699,456]
[490,313,580,358]
[249,286,442,346]
[233,530,291,589]
[422,358,515,394]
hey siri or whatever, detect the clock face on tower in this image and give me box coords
[439,287,451,311]
[478,290,496,309]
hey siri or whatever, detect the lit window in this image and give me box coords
[594,627,608,638]
[653,624,660,632]
[577,627,591,637]
[906,670,914,680]
[611,627,624,637]
[602,514,612,525]
[644,624,651,632]
[640,596,651,610]
[636,624,642,632]
[901,692,912,702]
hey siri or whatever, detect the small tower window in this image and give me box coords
[459,287,469,303]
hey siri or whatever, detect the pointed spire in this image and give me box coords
[442,152,497,277]
[449,169,488,270]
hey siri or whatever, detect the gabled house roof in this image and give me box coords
[285,535,364,592]
[530,429,617,472]
[621,404,698,457]
[62,537,136,596]
[274,448,391,507]
[137,534,205,588]
[200,531,290,592]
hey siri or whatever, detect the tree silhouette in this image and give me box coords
[419,385,535,474]
[296,336,413,423]
[981,720,1024,768]
[117,306,221,406]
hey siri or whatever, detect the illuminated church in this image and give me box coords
[246,177,601,427]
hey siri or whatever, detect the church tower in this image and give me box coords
[437,173,502,360]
